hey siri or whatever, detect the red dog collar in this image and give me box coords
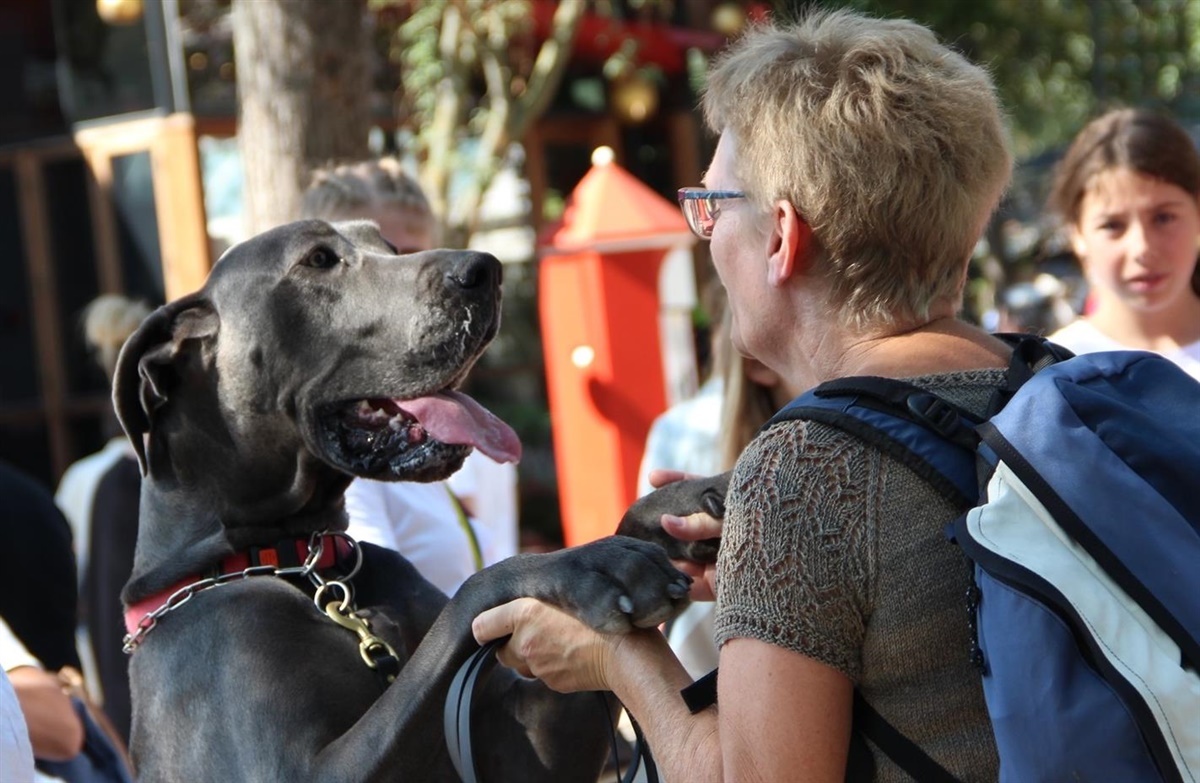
[124,534,353,643]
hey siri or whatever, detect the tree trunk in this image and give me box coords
[231,0,371,235]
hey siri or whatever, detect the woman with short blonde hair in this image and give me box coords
[474,10,1014,780]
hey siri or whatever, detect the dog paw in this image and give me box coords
[614,472,730,564]
[539,537,692,634]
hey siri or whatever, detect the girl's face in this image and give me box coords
[1071,168,1200,314]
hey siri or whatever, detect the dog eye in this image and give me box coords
[301,246,341,270]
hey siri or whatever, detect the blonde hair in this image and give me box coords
[301,157,435,235]
[717,349,782,470]
[705,298,785,470]
[83,294,152,380]
[701,8,1012,330]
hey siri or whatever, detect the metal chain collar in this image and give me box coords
[122,531,368,654]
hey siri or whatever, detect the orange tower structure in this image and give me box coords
[538,148,695,546]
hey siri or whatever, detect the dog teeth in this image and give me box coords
[386,416,424,441]
[354,400,391,425]
[350,399,424,429]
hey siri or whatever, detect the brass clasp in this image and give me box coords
[322,601,399,682]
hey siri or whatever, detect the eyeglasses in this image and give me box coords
[677,188,746,240]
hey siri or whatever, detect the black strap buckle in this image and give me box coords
[906,392,962,438]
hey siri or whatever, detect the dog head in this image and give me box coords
[113,219,519,528]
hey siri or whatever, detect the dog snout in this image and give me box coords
[445,252,501,291]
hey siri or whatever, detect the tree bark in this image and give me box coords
[231,0,371,235]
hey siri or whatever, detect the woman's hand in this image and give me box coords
[473,598,624,693]
[7,665,85,761]
[649,469,723,601]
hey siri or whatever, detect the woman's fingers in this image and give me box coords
[647,468,701,488]
[473,598,530,644]
[474,598,616,691]
[662,511,723,541]
[474,599,540,677]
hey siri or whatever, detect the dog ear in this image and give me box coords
[112,293,218,474]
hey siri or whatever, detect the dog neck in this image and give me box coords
[122,461,353,605]
[123,532,355,650]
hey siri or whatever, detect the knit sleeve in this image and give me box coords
[713,419,881,680]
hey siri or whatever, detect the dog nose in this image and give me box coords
[445,252,501,290]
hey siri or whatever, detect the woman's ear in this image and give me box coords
[766,200,813,287]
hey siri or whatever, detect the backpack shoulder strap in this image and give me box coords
[853,693,963,783]
[763,335,1074,505]
[987,332,1075,412]
[765,377,982,507]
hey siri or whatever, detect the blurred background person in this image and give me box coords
[2,615,133,783]
[637,284,797,678]
[55,294,150,743]
[1,616,83,777]
[0,457,133,781]
[301,157,519,593]
[1,662,36,782]
[1047,107,1200,378]
[636,280,731,497]
[443,442,519,561]
[993,273,1077,334]
[0,459,80,676]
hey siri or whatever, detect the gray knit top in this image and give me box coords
[714,369,1004,782]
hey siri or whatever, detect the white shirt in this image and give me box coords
[0,620,40,673]
[54,438,133,586]
[344,479,498,596]
[1,620,82,783]
[0,619,38,783]
[1049,319,1200,381]
[635,378,727,677]
[635,377,725,497]
[447,452,519,561]
[0,667,34,783]
[53,438,133,706]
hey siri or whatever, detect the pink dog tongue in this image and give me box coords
[398,391,522,464]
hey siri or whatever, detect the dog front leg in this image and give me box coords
[309,536,689,782]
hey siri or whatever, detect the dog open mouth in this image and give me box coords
[317,391,521,482]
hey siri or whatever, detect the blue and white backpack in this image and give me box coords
[765,335,1200,783]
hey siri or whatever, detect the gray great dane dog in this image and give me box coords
[113,219,692,782]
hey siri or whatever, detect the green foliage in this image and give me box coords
[371,0,582,245]
[391,2,445,127]
[841,0,1200,158]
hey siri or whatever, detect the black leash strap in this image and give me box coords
[445,638,506,783]
[445,639,659,782]
[623,712,660,783]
